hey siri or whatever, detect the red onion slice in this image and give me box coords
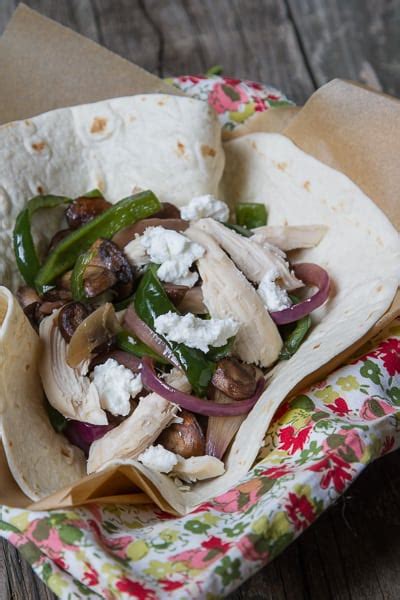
[90,349,141,372]
[270,263,330,325]
[65,421,114,456]
[141,357,265,416]
[124,306,180,368]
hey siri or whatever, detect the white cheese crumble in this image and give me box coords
[140,226,204,287]
[137,444,178,473]
[181,194,230,222]
[92,358,142,417]
[257,268,292,312]
[154,311,239,353]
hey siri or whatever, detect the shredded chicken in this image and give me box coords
[195,218,302,290]
[87,369,190,473]
[39,311,107,425]
[252,224,327,251]
[172,455,225,481]
[186,225,282,366]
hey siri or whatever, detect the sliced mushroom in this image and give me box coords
[67,302,121,368]
[163,283,190,306]
[16,286,41,328]
[39,310,107,425]
[39,288,73,316]
[172,455,225,482]
[205,389,247,459]
[114,218,188,248]
[252,224,328,251]
[212,357,257,399]
[47,229,71,255]
[177,286,207,314]
[65,195,112,229]
[157,410,205,458]
[83,239,134,299]
[87,368,189,473]
[153,202,181,219]
[58,302,91,342]
[195,218,303,290]
[185,225,282,367]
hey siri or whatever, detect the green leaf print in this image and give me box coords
[291,395,315,411]
[19,541,42,565]
[32,519,51,541]
[215,556,241,586]
[58,524,83,545]
[360,360,382,385]
[388,387,400,406]
[42,563,52,583]
[0,520,20,533]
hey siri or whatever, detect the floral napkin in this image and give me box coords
[1,77,399,600]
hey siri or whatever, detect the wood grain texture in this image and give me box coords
[287,0,400,97]
[0,1,399,599]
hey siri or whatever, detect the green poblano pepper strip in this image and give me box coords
[279,315,311,360]
[35,190,161,294]
[70,244,98,301]
[134,264,215,396]
[13,195,72,287]
[206,336,235,361]
[235,202,268,229]
[223,222,253,238]
[82,188,105,198]
[116,330,169,365]
[46,401,68,434]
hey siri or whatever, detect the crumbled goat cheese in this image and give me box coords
[181,194,230,222]
[257,268,292,312]
[154,311,239,353]
[137,444,178,473]
[140,226,204,287]
[92,358,142,417]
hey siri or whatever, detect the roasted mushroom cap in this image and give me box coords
[153,202,181,219]
[65,195,112,229]
[58,301,91,342]
[212,357,257,399]
[78,239,135,299]
[47,229,71,255]
[158,410,205,458]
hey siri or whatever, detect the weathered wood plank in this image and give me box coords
[286,0,400,97]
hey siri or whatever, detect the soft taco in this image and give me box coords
[0,93,398,514]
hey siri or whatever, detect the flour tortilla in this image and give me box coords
[0,103,399,510]
[0,94,224,291]
[0,287,86,500]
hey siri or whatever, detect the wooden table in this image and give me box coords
[1,1,400,598]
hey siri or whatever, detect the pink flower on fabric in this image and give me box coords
[285,492,316,531]
[326,397,350,416]
[208,83,249,113]
[360,397,397,420]
[171,538,230,569]
[279,425,312,455]
[237,534,269,562]
[116,578,156,599]
[308,454,352,493]
[212,480,263,513]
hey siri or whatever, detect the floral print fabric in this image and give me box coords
[1,77,399,599]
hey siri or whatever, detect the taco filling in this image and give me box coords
[12,189,330,485]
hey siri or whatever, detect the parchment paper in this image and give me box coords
[0,5,398,512]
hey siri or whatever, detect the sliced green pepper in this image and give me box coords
[134,264,215,396]
[46,401,68,433]
[70,244,98,301]
[235,202,267,229]
[223,222,253,238]
[13,195,72,287]
[116,330,169,365]
[82,188,105,198]
[35,190,161,294]
[279,315,311,360]
[206,336,235,361]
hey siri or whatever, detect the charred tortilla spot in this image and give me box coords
[177,141,185,155]
[277,162,287,171]
[201,144,216,158]
[90,117,108,134]
[31,141,46,152]
[303,180,311,191]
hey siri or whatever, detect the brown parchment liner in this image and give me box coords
[0,5,398,513]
